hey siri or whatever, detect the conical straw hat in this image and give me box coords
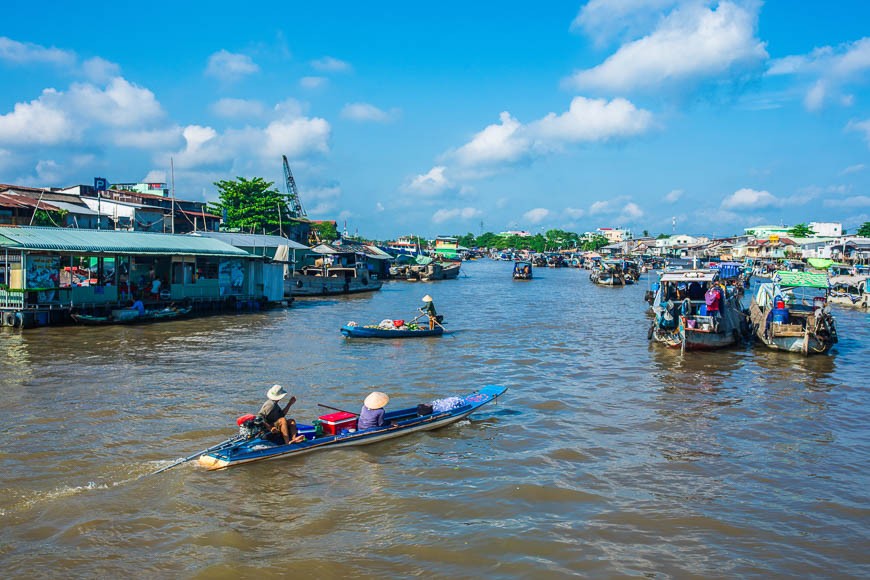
[364,391,389,409]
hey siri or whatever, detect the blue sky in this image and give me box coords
[2,1,869,239]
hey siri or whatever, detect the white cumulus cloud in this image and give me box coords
[768,37,870,111]
[310,56,351,73]
[0,36,75,66]
[847,118,870,146]
[523,208,550,224]
[405,166,452,196]
[341,103,394,122]
[664,189,684,202]
[300,76,327,89]
[571,0,681,47]
[453,111,529,168]
[565,1,767,93]
[212,98,266,119]
[448,97,654,173]
[205,50,259,82]
[432,207,482,224]
[530,96,653,144]
[721,188,781,209]
[564,207,585,218]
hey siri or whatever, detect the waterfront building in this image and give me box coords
[0,227,282,328]
[0,185,109,229]
[808,222,843,237]
[434,236,460,260]
[596,227,631,242]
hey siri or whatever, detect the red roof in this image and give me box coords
[0,192,61,211]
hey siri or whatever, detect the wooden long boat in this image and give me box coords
[748,271,838,355]
[340,324,443,338]
[71,306,192,325]
[197,385,507,470]
[649,270,747,352]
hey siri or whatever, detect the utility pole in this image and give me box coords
[170,157,176,234]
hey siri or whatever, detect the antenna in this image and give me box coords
[672,216,676,234]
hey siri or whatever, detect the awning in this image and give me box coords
[773,271,829,289]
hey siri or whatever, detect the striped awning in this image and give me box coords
[773,270,829,289]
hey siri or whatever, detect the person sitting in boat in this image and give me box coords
[130,299,145,316]
[258,384,305,445]
[357,391,389,430]
[420,295,438,330]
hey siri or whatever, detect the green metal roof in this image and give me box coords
[773,270,829,289]
[0,226,250,257]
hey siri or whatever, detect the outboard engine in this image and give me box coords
[237,414,265,439]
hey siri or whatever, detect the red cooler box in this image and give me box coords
[318,411,358,435]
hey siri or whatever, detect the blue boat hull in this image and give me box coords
[198,385,507,470]
[340,325,443,338]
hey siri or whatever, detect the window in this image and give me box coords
[196,257,219,280]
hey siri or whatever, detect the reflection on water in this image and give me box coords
[1,261,868,576]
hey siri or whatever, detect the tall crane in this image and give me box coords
[282,155,307,219]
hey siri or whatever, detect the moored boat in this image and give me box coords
[749,271,838,355]
[197,385,507,470]
[650,270,747,351]
[71,306,192,325]
[828,274,868,308]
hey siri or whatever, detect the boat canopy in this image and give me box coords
[773,271,829,289]
[659,270,717,283]
[807,258,834,270]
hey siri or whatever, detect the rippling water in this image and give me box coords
[1,260,868,577]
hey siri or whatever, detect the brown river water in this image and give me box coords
[1,260,868,578]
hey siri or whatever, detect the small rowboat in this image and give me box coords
[198,384,506,470]
[71,306,192,326]
[340,324,443,338]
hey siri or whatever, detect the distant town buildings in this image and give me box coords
[595,227,631,242]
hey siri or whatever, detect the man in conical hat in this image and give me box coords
[258,384,305,445]
[420,295,437,330]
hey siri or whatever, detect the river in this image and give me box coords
[1,259,868,578]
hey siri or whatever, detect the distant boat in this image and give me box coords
[513,261,533,280]
[590,260,625,286]
[290,247,382,296]
[749,271,838,355]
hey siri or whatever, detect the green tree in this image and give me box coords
[457,232,476,248]
[209,177,293,234]
[581,234,610,251]
[311,221,339,242]
[787,223,815,238]
[856,222,870,237]
[642,229,650,237]
[31,209,68,227]
[544,228,578,250]
[656,233,671,239]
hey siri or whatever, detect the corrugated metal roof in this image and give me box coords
[0,226,250,257]
[193,231,309,250]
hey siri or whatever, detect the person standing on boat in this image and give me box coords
[705,282,723,329]
[357,391,389,430]
[258,385,305,445]
[421,294,437,330]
